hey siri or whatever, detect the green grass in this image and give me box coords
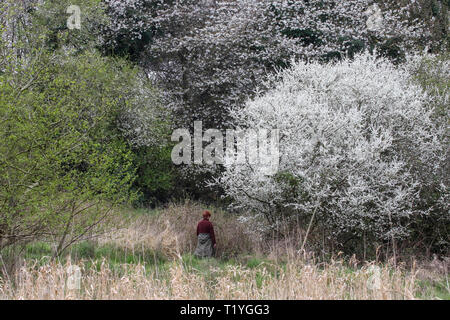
[416,279,450,300]
[3,240,449,300]
[181,253,235,272]
[24,242,53,259]
[9,241,168,277]
[121,205,162,218]
[246,257,266,269]
[71,242,165,264]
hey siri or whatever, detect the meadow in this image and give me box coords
[0,202,448,300]
[1,0,448,302]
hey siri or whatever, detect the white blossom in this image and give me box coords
[103,0,432,129]
[218,52,448,241]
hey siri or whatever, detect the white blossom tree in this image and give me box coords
[218,52,448,244]
[103,0,432,129]
[116,71,170,148]
[102,1,447,215]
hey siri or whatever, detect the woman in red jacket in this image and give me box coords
[194,210,216,258]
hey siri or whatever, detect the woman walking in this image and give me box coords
[194,210,216,258]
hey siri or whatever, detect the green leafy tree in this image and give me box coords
[0,1,168,254]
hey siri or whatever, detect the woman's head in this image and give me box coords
[202,210,211,219]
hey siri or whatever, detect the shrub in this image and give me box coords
[0,1,167,254]
[219,53,448,251]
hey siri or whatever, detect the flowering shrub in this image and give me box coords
[219,53,448,243]
[103,0,433,129]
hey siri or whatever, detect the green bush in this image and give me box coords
[0,2,161,254]
[132,144,176,206]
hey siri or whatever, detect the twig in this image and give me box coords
[300,204,319,254]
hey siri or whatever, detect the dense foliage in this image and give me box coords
[0,0,169,252]
[219,53,448,251]
[0,0,448,256]
[103,0,446,129]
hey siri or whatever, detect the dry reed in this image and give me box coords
[0,202,443,300]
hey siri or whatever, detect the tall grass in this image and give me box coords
[0,202,447,300]
[0,257,418,300]
[98,200,258,259]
